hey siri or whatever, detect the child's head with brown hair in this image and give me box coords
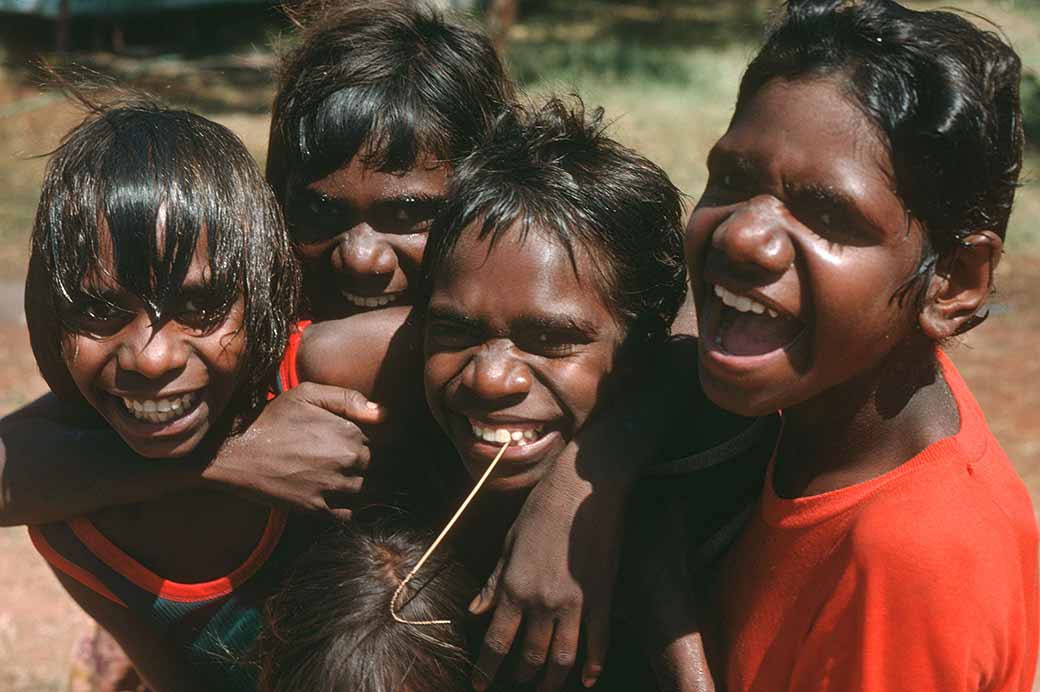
[268,0,515,320]
[686,0,1022,417]
[421,97,686,492]
[26,94,300,457]
[257,518,478,692]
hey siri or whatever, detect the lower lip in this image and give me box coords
[107,392,208,443]
[698,293,808,377]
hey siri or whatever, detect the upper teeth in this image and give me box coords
[121,391,199,424]
[714,285,779,318]
[471,423,541,447]
[343,291,401,308]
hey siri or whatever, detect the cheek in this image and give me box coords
[203,309,248,386]
[685,208,728,281]
[551,353,616,429]
[61,335,106,384]
[391,234,428,271]
[423,353,464,410]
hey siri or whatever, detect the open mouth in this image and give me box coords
[341,290,405,309]
[710,284,804,357]
[469,421,543,447]
[118,390,202,425]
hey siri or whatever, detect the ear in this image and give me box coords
[918,231,1002,340]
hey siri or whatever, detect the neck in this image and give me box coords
[773,340,959,498]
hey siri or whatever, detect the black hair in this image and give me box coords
[26,94,300,420]
[737,0,1023,310]
[422,97,687,350]
[267,0,515,202]
[257,518,477,692]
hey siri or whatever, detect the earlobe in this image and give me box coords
[918,231,1003,340]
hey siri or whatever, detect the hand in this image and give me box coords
[202,382,386,518]
[469,454,628,692]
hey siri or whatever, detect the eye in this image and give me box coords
[520,330,583,357]
[372,197,443,235]
[287,190,355,244]
[67,300,133,336]
[426,320,481,351]
[175,297,224,331]
[700,170,751,207]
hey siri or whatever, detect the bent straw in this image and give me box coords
[391,439,511,625]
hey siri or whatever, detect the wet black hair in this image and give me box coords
[422,97,687,350]
[257,518,477,692]
[267,0,515,202]
[736,0,1023,310]
[26,94,300,421]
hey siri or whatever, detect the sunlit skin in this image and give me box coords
[424,223,625,493]
[686,76,931,418]
[686,76,966,496]
[61,237,245,460]
[285,154,449,321]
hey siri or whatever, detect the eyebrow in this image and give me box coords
[512,314,600,339]
[426,305,599,338]
[785,181,881,231]
[706,146,764,178]
[426,306,485,331]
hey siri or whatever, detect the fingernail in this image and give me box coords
[366,401,379,410]
[468,596,481,613]
[582,670,601,687]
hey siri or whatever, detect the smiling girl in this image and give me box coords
[24,97,317,692]
[686,1,1038,690]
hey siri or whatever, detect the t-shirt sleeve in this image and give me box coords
[788,504,1037,692]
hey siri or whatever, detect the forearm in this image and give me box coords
[0,401,200,525]
[650,629,716,692]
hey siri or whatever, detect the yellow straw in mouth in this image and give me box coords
[390,439,511,625]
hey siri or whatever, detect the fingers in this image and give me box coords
[294,383,387,424]
[581,607,611,688]
[537,611,579,692]
[328,507,353,522]
[470,555,504,616]
[512,612,554,684]
[472,601,522,692]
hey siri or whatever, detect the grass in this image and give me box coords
[507,0,1040,254]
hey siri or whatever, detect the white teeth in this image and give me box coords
[342,291,401,308]
[714,284,779,318]
[120,391,199,424]
[470,422,544,446]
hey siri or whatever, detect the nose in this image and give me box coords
[460,341,532,403]
[711,195,795,279]
[331,224,398,281]
[116,314,189,380]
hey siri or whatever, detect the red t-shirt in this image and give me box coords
[711,351,1039,692]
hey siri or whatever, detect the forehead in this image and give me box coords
[83,216,212,290]
[430,222,615,325]
[718,77,895,196]
[306,152,450,203]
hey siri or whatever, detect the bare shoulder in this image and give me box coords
[51,569,207,692]
[297,306,424,402]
